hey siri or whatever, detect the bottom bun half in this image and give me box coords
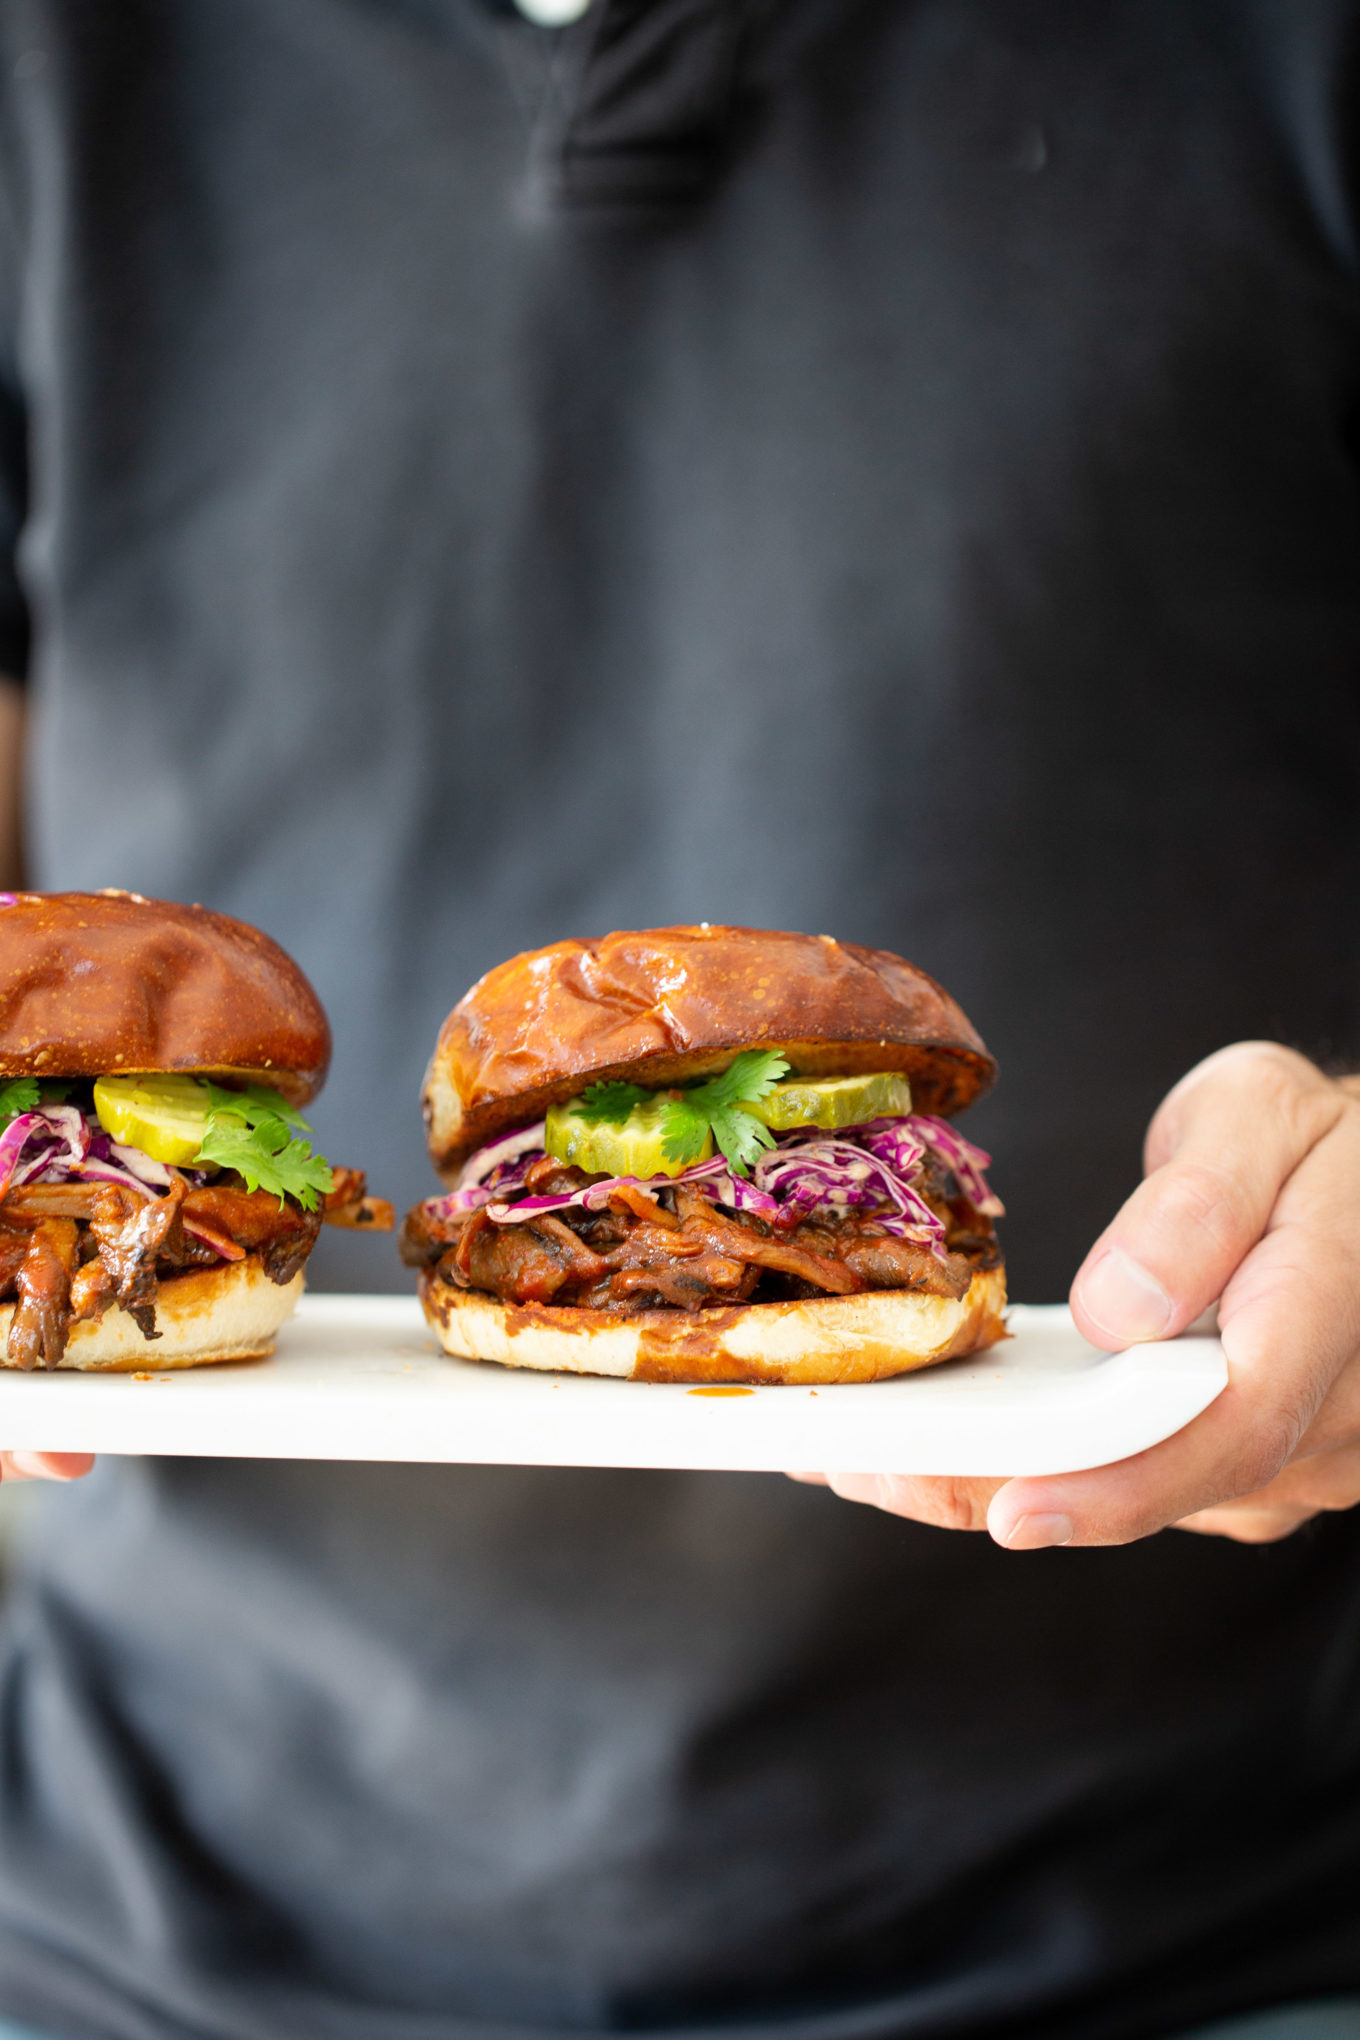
[420,1264,1007,1385]
[0,1258,305,1372]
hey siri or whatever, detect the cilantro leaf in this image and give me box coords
[0,1076,40,1128]
[659,1093,714,1168]
[199,1111,334,1209]
[199,1083,333,1210]
[700,1048,791,1113]
[204,1082,312,1134]
[660,1050,791,1177]
[573,1080,652,1126]
[708,1101,777,1175]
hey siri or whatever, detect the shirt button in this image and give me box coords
[513,0,592,22]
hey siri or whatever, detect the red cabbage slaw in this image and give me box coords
[0,1105,227,1256]
[859,1114,1005,1217]
[433,1110,1002,1252]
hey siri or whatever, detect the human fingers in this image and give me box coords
[812,1472,1004,1533]
[1174,1437,1360,1541]
[1175,1502,1316,1542]
[0,1451,95,1483]
[787,1413,1360,1543]
[1286,1342,1360,1458]
[989,1059,1360,1546]
[1069,1043,1343,1351]
[1164,1260,1360,1542]
[990,1206,1360,1546]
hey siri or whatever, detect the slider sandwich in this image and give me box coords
[0,890,392,1370]
[403,926,1006,1384]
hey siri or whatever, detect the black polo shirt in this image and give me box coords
[0,3,1358,2037]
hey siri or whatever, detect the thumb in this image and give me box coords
[1069,1044,1340,1350]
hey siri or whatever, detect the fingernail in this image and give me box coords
[1004,1512,1075,1550]
[1078,1247,1174,1345]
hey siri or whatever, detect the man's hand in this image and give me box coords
[0,1452,94,1484]
[793,1043,1360,1550]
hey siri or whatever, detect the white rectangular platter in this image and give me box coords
[0,1297,1226,1476]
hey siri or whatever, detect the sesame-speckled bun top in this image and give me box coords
[422,925,994,1173]
[0,890,331,1105]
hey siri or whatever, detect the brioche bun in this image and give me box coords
[424,925,994,1174]
[0,1258,304,1372]
[0,890,329,1105]
[420,1263,1007,1385]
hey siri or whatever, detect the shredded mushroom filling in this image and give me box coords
[402,1150,1001,1314]
[0,1164,391,1371]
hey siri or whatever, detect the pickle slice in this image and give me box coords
[544,1093,713,1180]
[747,1071,912,1132]
[93,1073,213,1167]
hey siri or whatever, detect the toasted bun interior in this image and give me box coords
[424,925,995,1173]
[0,1258,305,1371]
[420,1265,1007,1385]
[0,891,330,1104]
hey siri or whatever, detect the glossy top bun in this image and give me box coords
[424,925,994,1172]
[0,891,330,1104]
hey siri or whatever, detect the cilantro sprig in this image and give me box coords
[0,1076,40,1128]
[575,1050,791,1178]
[659,1050,790,1175]
[573,1080,651,1125]
[199,1083,334,1210]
